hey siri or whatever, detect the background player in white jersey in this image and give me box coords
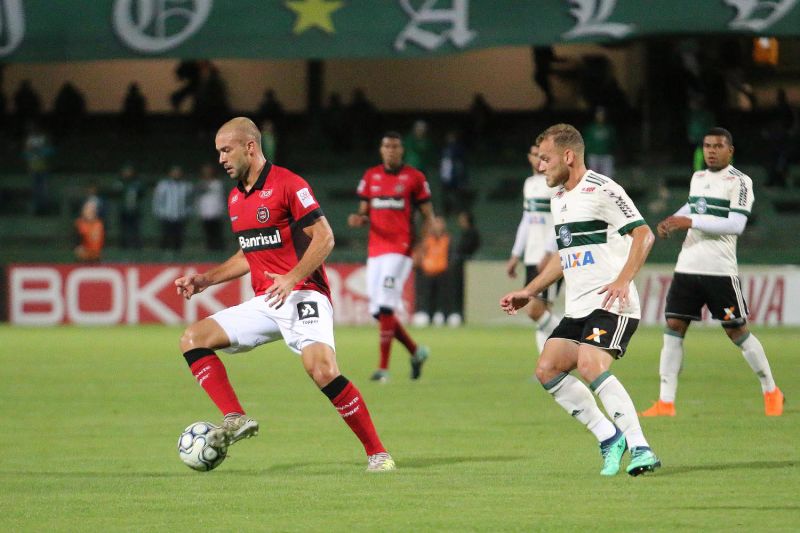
[642,127,784,417]
[500,124,660,477]
[506,143,561,353]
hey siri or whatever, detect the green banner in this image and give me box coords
[2,0,799,62]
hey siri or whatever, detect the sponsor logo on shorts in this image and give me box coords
[297,301,319,320]
[585,327,607,343]
[383,276,395,289]
[256,206,270,223]
[723,306,736,320]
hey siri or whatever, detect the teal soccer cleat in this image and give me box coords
[599,430,627,476]
[626,446,661,477]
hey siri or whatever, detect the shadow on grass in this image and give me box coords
[656,459,797,477]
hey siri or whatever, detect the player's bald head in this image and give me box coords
[217,117,262,146]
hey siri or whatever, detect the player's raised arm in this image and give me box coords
[175,249,250,300]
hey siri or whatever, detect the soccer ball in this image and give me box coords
[178,421,228,472]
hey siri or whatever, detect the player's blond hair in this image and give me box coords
[537,123,584,155]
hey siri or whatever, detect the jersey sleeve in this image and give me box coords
[728,174,754,217]
[287,176,324,228]
[356,170,370,200]
[413,170,432,204]
[600,182,647,235]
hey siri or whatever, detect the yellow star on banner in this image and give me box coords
[285,0,344,34]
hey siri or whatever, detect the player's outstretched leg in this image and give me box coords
[321,375,395,472]
[591,371,661,476]
[641,332,683,417]
[734,332,783,416]
[542,371,621,476]
[410,345,429,380]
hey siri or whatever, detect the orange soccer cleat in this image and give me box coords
[764,387,785,416]
[640,400,676,417]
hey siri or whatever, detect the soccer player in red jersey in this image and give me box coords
[348,132,434,382]
[174,117,395,472]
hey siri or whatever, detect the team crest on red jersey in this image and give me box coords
[231,193,239,204]
[256,206,270,223]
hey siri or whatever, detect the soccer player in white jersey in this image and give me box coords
[500,124,660,476]
[506,143,562,353]
[642,127,784,417]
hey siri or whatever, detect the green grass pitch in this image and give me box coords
[1,324,798,531]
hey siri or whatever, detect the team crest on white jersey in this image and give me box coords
[559,226,573,247]
[256,206,270,223]
[695,197,708,214]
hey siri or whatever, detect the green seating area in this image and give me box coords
[1,162,799,266]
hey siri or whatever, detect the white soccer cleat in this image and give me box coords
[210,414,259,447]
[366,452,396,472]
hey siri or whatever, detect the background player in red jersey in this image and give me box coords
[348,132,434,382]
[174,117,395,472]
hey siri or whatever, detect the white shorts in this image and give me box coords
[366,253,413,316]
[210,290,335,355]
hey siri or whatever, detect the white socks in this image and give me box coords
[592,373,649,449]
[658,333,684,403]
[535,310,560,353]
[737,333,776,393]
[546,373,616,442]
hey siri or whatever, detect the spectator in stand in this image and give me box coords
[323,92,348,151]
[153,165,193,255]
[583,107,616,178]
[52,82,87,137]
[114,163,144,250]
[468,93,492,149]
[121,82,147,134]
[170,59,201,112]
[195,163,227,251]
[447,211,481,327]
[260,119,277,162]
[686,96,714,171]
[74,199,105,262]
[404,120,435,175]
[764,88,798,188]
[347,88,379,151]
[439,130,468,217]
[416,216,450,327]
[14,80,41,132]
[532,46,558,109]
[193,61,229,137]
[84,181,109,229]
[0,64,7,134]
[23,122,54,216]
[256,89,285,129]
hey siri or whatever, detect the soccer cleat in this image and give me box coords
[212,414,259,446]
[370,369,389,383]
[410,345,429,380]
[599,430,627,476]
[640,400,676,417]
[626,447,661,477]
[366,452,396,472]
[764,387,785,416]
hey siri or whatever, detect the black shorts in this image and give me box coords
[665,272,749,327]
[550,309,639,358]
[525,265,562,302]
